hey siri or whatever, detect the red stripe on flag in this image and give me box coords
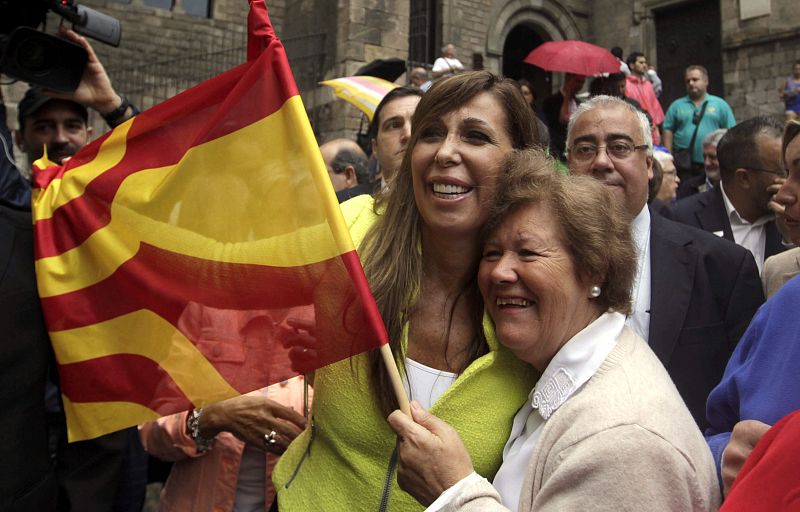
[58,353,193,414]
[35,46,300,259]
[43,243,384,390]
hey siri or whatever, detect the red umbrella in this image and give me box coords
[524,40,620,76]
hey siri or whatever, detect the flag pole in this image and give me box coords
[380,343,411,415]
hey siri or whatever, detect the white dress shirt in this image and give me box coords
[627,205,651,342]
[426,312,627,512]
[719,182,772,274]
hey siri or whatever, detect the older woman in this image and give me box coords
[272,72,542,510]
[388,149,719,511]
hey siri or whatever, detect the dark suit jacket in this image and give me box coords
[648,212,764,430]
[0,204,146,512]
[668,185,787,263]
[676,173,711,200]
[0,203,57,511]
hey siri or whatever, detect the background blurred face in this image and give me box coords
[703,143,721,183]
[411,92,513,237]
[564,73,586,95]
[372,95,421,181]
[443,44,456,58]
[685,69,708,99]
[520,85,534,107]
[776,134,800,244]
[567,105,653,216]
[18,101,91,164]
[793,63,800,78]
[478,203,598,371]
[633,56,648,76]
[656,159,680,202]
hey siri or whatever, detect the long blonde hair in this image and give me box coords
[360,71,542,413]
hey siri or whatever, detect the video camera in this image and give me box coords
[0,0,121,92]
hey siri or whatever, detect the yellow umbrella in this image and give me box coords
[319,76,400,121]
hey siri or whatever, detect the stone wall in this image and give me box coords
[719,0,800,119]
[293,0,410,143]
[590,0,800,122]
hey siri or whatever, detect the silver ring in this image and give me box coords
[264,430,277,447]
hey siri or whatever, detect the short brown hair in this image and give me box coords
[685,65,708,79]
[485,148,636,315]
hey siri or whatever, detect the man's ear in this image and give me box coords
[13,129,26,152]
[345,165,357,186]
[734,168,751,189]
[86,125,93,139]
[645,154,654,180]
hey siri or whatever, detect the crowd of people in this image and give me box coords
[2,28,800,512]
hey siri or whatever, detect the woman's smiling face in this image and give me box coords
[478,202,601,371]
[410,92,514,237]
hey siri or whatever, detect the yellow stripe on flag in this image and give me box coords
[36,97,354,297]
[51,310,240,403]
[62,396,160,442]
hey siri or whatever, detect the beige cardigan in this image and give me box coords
[444,328,720,512]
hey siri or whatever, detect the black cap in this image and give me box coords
[17,87,88,129]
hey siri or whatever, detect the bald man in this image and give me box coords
[319,138,374,202]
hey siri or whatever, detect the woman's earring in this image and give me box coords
[589,285,601,298]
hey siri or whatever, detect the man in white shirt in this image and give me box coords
[669,116,790,273]
[566,95,764,429]
[431,44,464,79]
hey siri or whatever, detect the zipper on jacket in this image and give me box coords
[283,419,316,489]
[376,447,398,512]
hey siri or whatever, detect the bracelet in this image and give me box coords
[186,408,215,453]
[101,94,135,127]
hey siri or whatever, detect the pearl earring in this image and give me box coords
[589,285,601,298]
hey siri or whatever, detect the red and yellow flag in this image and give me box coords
[32,0,387,441]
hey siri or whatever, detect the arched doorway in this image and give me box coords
[502,24,550,111]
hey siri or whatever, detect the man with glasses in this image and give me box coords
[663,65,736,183]
[670,116,790,274]
[566,95,764,429]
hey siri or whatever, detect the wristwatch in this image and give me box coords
[101,94,137,127]
[186,408,215,453]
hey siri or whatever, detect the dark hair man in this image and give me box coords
[625,51,664,145]
[368,86,422,187]
[670,116,789,273]
[320,138,373,202]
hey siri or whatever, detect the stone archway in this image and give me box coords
[485,0,583,94]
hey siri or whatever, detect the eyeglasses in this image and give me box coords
[746,167,787,178]
[569,141,649,162]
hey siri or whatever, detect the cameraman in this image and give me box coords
[0,27,144,512]
[1,26,136,208]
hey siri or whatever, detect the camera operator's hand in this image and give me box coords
[46,27,123,117]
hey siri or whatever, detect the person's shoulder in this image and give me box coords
[666,95,690,109]
[340,194,377,245]
[652,213,747,260]
[549,330,698,442]
[669,188,713,217]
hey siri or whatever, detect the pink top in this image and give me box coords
[139,377,309,512]
[626,74,665,144]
